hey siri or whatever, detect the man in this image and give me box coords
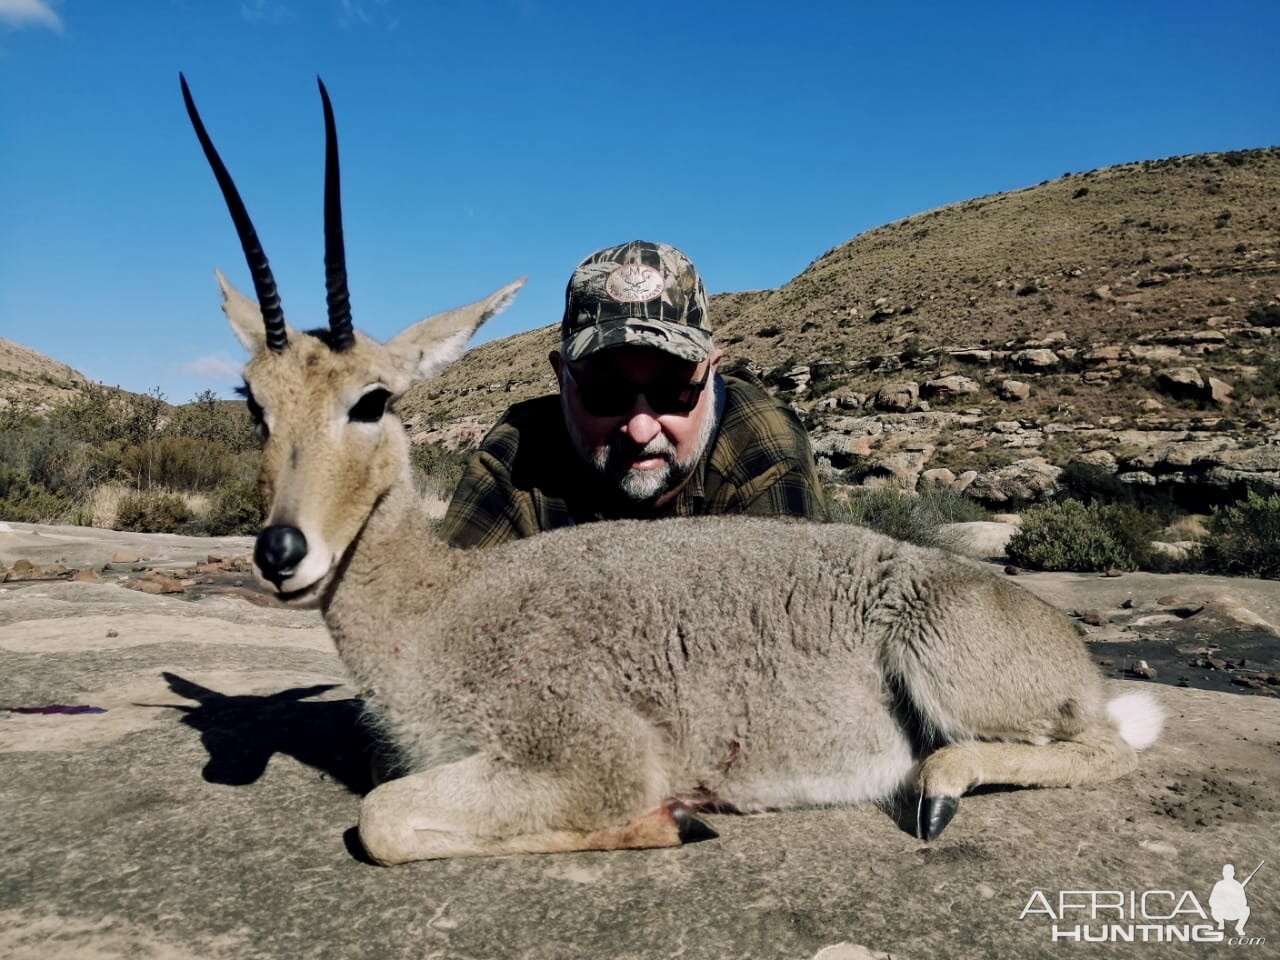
[441,240,828,548]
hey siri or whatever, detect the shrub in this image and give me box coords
[163,389,258,453]
[1246,303,1280,328]
[201,478,262,536]
[1006,500,1161,572]
[120,437,237,491]
[829,486,986,547]
[48,384,166,448]
[409,441,468,500]
[0,465,70,522]
[114,490,192,533]
[1198,490,1280,578]
[1057,461,1130,505]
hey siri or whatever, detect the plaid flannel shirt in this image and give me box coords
[440,374,829,549]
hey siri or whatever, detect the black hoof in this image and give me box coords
[917,794,959,841]
[671,806,719,844]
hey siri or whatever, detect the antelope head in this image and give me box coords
[182,75,522,603]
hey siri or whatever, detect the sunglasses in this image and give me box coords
[564,363,710,417]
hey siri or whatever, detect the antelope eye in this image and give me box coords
[238,383,269,440]
[348,388,390,423]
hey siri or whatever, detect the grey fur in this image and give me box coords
[217,279,1161,866]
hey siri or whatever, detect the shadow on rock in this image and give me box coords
[153,672,379,794]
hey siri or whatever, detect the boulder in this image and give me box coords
[774,365,812,393]
[997,379,1031,401]
[1072,450,1118,472]
[872,380,919,413]
[1155,367,1204,400]
[919,468,957,490]
[862,449,932,490]
[933,520,1020,559]
[966,457,1062,504]
[1010,348,1059,370]
[948,349,994,365]
[920,375,979,400]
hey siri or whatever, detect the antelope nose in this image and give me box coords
[254,525,308,584]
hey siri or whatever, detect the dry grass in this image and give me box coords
[84,483,211,529]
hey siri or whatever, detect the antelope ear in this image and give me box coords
[387,277,525,382]
[215,269,296,352]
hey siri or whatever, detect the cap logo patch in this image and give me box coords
[605,264,664,303]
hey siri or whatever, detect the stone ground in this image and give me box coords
[1,522,1277,959]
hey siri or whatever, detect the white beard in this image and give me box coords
[562,379,721,507]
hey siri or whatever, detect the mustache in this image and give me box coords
[612,434,675,461]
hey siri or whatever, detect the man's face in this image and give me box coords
[553,345,721,508]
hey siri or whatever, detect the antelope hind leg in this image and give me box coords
[913,729,1138,840]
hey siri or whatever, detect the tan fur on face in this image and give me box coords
[222,273,523,598]
[244,332,410,592]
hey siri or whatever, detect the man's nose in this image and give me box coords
[620,396,662,445]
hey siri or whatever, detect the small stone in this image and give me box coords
[1120,597,1135,609]
[105,629,119,638]
[1004,565,1021,576]
[1080,610,1109,626]
[71,568,101,583]
[1105,568,1124,578]
[149,573,186,594]
[1129,659,1158,680]
[111,550,140,563]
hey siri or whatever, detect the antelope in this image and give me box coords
[181,75,1164,864]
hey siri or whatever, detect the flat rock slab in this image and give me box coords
[1,530,1277,959]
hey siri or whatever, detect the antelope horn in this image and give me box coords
[180,73,288,353]
[318,77,354,351]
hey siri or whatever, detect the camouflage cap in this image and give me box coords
[560,240,713,364]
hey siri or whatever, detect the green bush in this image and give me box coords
[163,389,258,453]
[47,383,166,448]
[202,478,262,536]
[409,441,468,500]
[1057,461,1131,505]
[114,490,192,534]
[120,437,237,491]
[829,486,987,547]
[1199,490,1280,578]
[1006,500,1162,572]
[0,465,70,522]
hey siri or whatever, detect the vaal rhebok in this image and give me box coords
[181,75,1164,864]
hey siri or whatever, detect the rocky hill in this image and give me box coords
[0,336,91,411]
[404,148,1280,508]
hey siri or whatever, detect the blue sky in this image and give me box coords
[1,1,1277,402]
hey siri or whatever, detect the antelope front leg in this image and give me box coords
[357,753,714,864]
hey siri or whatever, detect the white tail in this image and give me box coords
[1107,691,1166,751]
